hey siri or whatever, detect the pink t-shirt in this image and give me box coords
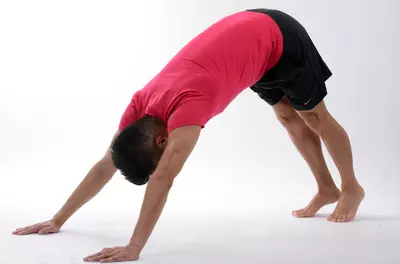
[119,10,283,133]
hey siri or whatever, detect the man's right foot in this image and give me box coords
[292,188,340,218]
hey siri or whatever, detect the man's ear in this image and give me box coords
[156,136,168,150]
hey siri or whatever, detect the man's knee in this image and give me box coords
[275,111,307,136]
[274,98,298,126]
[276,112,298,128]
[300,110,328,135]
[273,96,309,135]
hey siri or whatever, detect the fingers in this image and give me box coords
[38,227,57,235]
[99,252,132,263]
[13,224,41,235]
[84,248,121,262]
[13,225,33,234]
[100,257,117,263]
[84,246,139,263]
[100,255,126,263]
[84,247,111,259]
[13,223,57,235]
[12,228,25,234]
[84,251,105,261]
[86,252,116,262]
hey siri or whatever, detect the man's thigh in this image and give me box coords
[272,96,297,118]
[251,83,327,115]
[282,80,328,112]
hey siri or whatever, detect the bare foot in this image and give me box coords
[327,186,365,223]
[293,188,340,218]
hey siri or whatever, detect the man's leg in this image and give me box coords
[296,100,365,222]
[273,96,340,217]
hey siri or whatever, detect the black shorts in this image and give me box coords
[247,9,332,111]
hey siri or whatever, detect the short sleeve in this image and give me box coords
[167,96,214,133]
[118,101,140,131]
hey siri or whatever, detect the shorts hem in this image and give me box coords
[292,91,327,111]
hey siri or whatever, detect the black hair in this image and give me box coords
[111,116,164,185]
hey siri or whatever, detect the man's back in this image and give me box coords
[120,10,283,132]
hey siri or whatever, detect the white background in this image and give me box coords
[1,0,399,263]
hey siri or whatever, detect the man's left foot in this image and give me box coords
[292,188,340,218]
[327,185,365,223]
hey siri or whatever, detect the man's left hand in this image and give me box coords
[84,244,141,263]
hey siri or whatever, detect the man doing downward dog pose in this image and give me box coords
[14,8,364,263]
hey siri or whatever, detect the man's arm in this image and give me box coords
[130,125,201,249]
[13,131,120,235]
[52,131,120,226]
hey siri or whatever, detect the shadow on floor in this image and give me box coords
[313,213,400,222]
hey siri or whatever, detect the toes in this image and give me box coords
[292,210,312,218]
[327,214,341,222]
[327,214,335,222]
[342,212,356,222]
[337,215,346,222]
[328,213,350,223]
[292,210,302,217]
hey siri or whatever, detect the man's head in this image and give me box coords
[111,115,168,185]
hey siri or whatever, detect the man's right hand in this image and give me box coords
[12,131,119,237]
[13,220,61,235]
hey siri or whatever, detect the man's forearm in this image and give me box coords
[127,126,201,251]
[128,142,186,249]
[53,156,117,226]
[129,176,172,248]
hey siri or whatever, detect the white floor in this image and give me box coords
[3,207,400,264]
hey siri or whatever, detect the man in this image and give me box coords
[13,8,364,262]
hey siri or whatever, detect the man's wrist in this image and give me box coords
[128,241,144,251]
[52,213,67,227]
